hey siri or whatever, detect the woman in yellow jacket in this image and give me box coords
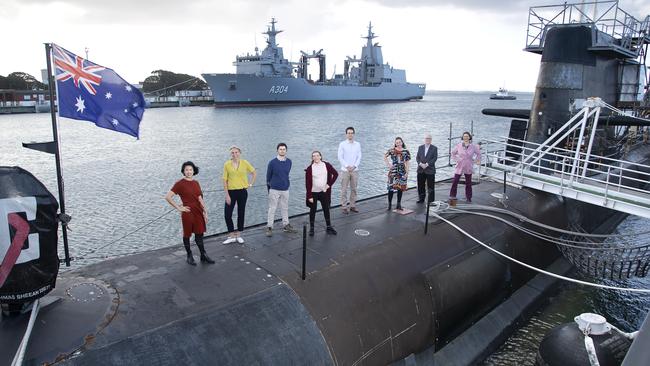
[222,146,257,244]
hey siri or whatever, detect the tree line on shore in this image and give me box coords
[0,70,208,95]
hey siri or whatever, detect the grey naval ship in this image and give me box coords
[202,19,426,106]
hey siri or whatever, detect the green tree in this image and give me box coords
[142,70,207,96]
[0,72,47,90]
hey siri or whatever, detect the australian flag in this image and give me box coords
[52,44,145,138]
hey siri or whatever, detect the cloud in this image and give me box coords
[362,0,649,18]
[9,0,348,25]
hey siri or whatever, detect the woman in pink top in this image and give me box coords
[449,132,481,203]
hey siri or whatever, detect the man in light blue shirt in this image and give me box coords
[337,126,362,213]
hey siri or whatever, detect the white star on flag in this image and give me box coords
[75,96,86,113]
[111,118,120,126]
[132,102,138,108]
[125,85,132,92]
[105,92,112,99]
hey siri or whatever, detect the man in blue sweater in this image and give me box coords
[266,143,297,236]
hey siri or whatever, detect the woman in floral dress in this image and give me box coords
[384,137,411,211]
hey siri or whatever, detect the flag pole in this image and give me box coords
[44,43,71,267]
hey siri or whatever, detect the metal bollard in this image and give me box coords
[424,172,436,235]
[424,200,430,235]
[302,224,307,280]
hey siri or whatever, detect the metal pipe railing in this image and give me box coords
[525,1,644,55]
[480,136,650,198]
[485,136,650,173]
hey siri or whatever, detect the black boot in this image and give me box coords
[326,226,337,235]
[183,238,196,266]
[200,253,215,264]
[309,224,315,237]
[187,254,197,265]
[196,235,215,264]
[396,191,403,210]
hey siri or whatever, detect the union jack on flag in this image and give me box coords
[52,44,145,138]
[53,46,105,95]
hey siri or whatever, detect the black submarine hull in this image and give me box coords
[5,173,644,366]
[39,178,642,366]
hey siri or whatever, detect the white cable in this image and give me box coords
[448,207,650,250]
[456,204,648,239]
[610,324,639,341]
[431,211,650,293]
[584,334,601,366]
[11,299,40,366]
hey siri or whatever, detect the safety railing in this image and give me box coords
[479,134,650,217]
[526,1,647,57]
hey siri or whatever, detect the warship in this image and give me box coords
[202,19,426,106]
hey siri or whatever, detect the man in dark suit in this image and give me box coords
[416,134,437,203]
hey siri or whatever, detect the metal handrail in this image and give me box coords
[480,138,650,199]
[526,1,645,57]
[482,139,650,184]
[490,136,650,172]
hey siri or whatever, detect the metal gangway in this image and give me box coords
[480,98,650,219]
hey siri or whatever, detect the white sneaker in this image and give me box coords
[222,237,237,244]
[236,237,245,244]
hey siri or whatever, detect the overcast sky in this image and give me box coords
[2,0,649,91]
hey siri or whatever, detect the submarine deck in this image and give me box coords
[1,180,559,365]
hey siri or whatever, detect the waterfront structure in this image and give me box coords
[202,19,426,106]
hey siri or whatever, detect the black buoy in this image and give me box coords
[536,313,633,366]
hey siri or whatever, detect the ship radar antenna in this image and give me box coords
[263,17,283,48]
[364,21,376,40]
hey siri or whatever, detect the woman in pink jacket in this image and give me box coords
[449,132,481,203]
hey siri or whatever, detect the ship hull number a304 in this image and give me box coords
[269,85,289,94]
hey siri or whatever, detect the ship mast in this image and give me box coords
[264,18,283,49]
[362,21,376,64]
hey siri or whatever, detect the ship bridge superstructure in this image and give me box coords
[234,18,292,77]
[343,22,408,85]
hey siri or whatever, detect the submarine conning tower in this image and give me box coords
[524,1,650,145]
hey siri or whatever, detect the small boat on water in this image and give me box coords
[490,87,516,100]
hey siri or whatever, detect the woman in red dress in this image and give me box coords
[165,161,215,265]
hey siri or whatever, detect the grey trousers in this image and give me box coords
[267,189,290,228]
[340,170,359,208]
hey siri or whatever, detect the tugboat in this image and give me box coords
[202,19,426,106]
[489,87,516,100]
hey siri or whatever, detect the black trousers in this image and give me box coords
[309,191,331,226]
[417,172,435,202]
[225,189,248,232]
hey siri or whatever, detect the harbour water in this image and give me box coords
[0,91,526,262]
[484,215,650,365]
[2,91,648,363]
